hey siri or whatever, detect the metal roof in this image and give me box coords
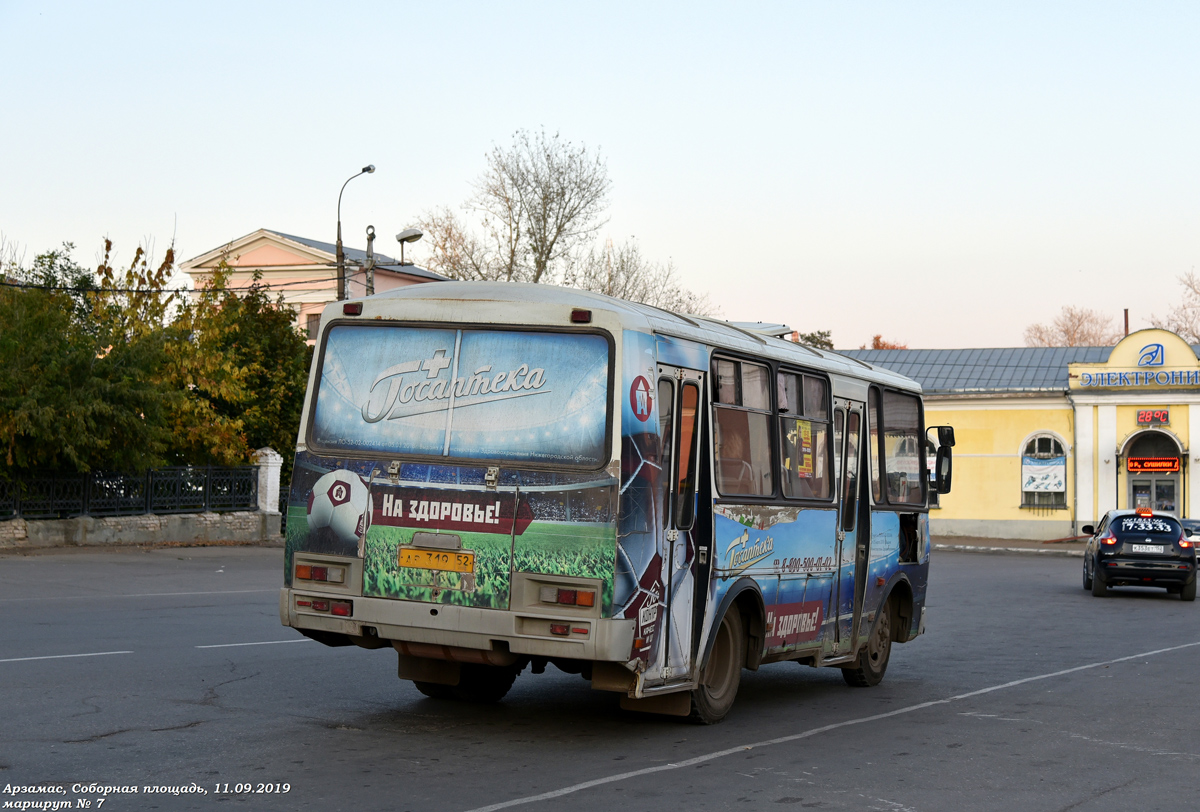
[840,346,1120,394]
[269,230,448,281]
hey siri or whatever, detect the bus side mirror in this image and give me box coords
[934,446,953,494]
[932,425,955,448]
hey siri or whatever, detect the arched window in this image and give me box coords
[1021,434,1066,508]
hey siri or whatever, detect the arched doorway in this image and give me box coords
[1125,431,1182,514]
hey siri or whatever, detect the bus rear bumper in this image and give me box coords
[281,588,636,663]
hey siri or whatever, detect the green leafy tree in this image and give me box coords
[795,330,834,350]
[170,263,312,480]
[0,241,311,481]
[0,244,177,472]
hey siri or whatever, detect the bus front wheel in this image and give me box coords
[842,602,892,687]
[690,609,745,724]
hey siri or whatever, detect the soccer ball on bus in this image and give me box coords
[306,470,373,545]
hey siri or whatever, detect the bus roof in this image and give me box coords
[360,281,922,393]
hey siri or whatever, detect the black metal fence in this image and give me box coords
[0,466,259,520]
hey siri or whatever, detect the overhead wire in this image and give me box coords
[0,265,385,295]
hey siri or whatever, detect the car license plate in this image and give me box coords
[398,547,475,573]
[1130,544,1164,554]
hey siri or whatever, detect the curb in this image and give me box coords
[934,543,1083,558]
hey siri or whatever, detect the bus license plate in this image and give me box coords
[399,547,475,573]
[1131,544,1163,554]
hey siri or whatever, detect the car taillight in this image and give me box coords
[1100,531,1117,546]
[1180,536,1193,548]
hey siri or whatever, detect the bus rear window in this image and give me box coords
[310,325,611,468]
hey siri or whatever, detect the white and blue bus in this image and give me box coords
[281,282,953,722]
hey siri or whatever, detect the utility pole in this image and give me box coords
[365,225,376,297]
[335,164,375,300]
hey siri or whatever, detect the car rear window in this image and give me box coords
[1114,516,1181,537]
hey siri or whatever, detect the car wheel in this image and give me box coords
[1082,558,1093,590]
[1091,560,1108,597]
[843,601,893,688]
[1182,579,1196,602]
[689,609,744,724]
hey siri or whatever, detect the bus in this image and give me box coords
[280,282,954,723]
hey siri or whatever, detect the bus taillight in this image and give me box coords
[331,601,353,617]
[295,564,346,584]
[539,587,596,607]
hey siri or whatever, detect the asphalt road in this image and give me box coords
[2,546,1198,812]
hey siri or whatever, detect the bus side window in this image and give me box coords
[882,391,925,505]
[659,378,675,527]
[675,382,701,530]
[869,389,883,503]
[778,371,831,500]
[712,358,774,497]
[842,412,861,532]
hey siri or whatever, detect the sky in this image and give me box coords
[2,1,1197,349]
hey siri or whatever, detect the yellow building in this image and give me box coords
[848,329,1200,540]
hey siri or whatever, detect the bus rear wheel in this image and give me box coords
[412,663,520,703]
[690,609,744,724]
[413,681,456,699]
[453,663,519,703]
[842,602,892,687]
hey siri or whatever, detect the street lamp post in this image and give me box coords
[336,164,375,300]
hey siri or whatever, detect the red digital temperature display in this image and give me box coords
[1136,409,1170,425]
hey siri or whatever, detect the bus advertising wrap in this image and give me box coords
[312,325,610,468]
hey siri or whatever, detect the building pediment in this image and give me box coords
[180,229,333,271]
[1069,328,1200,391]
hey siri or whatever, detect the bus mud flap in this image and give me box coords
[591,662,637,693]
[397,654,460,686]
[620,692,691,717]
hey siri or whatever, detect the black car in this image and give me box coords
[1082,510,1197,600]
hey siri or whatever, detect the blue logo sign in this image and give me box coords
[1138,344,1165,367]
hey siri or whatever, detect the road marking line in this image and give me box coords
[0,589,276,603]
[463,640,1200,812]
[0,651,133,664]
[196,639,313,649]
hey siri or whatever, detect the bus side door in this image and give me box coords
[650,365,704,684]
[833,400,866,656]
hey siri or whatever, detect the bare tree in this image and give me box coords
[0,234,26,280]
[476,129,610,283]
[421,129,610,284]
[565,239,715,315]
[417,207,495,281]
[416,130,715,313]
[1150,270,1200,342]
[1024,306,1122,346]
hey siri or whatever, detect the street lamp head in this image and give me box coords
[363,164,375,174]
[396,228,423,244]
